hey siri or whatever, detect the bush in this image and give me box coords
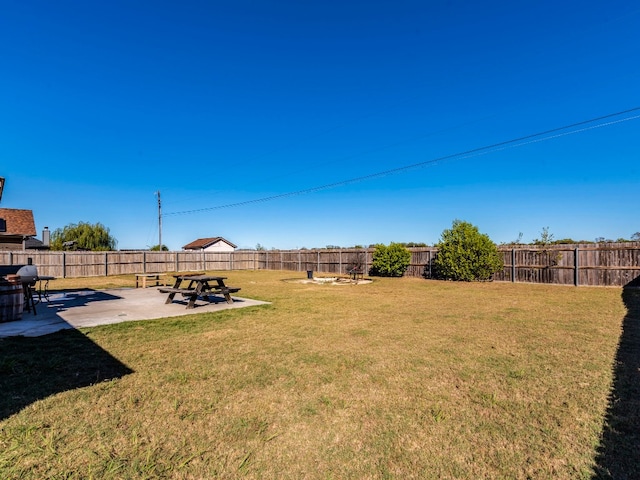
[434,220,503,281]
[370,243,411,277]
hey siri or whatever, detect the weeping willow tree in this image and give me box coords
[50,222,117,251]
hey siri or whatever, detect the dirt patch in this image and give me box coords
[284,276,373,286]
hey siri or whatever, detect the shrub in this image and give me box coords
[370,243,411,277]
[434,220,503,281]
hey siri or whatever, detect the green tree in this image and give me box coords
[434,220,503,281]
[150,244,168,251]
[50,222,117,251]
[553,238,578,244]
[370,243,411,277]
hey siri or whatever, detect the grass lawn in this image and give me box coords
[1,270,638,479]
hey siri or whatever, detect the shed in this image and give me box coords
[182,237,237,252]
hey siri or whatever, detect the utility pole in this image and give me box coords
[156,191,162,250]
[0,177,5,233]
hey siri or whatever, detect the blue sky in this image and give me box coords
[1,1,639,250]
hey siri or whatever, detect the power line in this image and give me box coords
[164,107,640,217]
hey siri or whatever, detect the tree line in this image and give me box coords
[49,220,639,280]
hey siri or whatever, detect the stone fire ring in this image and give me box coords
[285,276,372,285]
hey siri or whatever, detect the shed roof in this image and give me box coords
[0,208,37,236]
[182,237,237,250]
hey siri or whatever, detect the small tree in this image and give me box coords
[346,250,366,276]
[434,220,503,281]
[532,226,554,246]
[370,243,411,277]
[50,222,117,251]
[150,244,169,251]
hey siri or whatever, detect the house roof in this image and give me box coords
[25,237,48,250]
[183,237,237,250]
[0,208,37,237]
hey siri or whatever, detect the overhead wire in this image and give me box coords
[149,5,640,215]
[159,10,640,209]
[228,5,640,182]
[164,106,640,216]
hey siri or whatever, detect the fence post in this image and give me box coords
[298,250,301,272]
[62,252,66,279]
[574,247,579,286]
[175,252,179,273]
[365,248,369,274]
[229,252,232,271]
[317,251,320,273]
[104,252,108,276]
[511,248,516,282]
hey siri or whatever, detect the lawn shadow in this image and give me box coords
[592,283,640,479]
[0,328,133,420]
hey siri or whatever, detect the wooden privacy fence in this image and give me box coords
[492,244,640,287]
[0,251,252,279]
[254,245,640,287]
[0,244,638,287]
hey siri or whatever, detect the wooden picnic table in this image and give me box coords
[158,274,241,309]
[136,273,165,288]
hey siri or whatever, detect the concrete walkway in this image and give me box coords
[0,287,269,337]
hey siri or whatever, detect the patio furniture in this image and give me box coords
[135,273,165,288]
[159,274,241,309]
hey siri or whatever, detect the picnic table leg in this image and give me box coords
[222,289,234,304]
[215,280,234,304]
[199,281,216,304]
[186,293,198,309]
[165,277,182,304]
[165,292,178,304]
[186,281,206,309]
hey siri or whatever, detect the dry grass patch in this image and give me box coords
[0,270,635,479]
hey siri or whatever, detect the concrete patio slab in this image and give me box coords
[0,287,269,338]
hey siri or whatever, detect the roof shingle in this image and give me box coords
[0,208,36,236]
[182,237,237,250]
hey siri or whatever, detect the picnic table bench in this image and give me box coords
[159,274,240,309]
[136,273,166,288]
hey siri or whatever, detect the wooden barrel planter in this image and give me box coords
[0,275,24,323]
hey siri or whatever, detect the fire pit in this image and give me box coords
[284,275,373,286]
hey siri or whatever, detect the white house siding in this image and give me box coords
[203,241,235,252]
